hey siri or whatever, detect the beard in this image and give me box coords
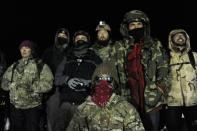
[97,38,110,46]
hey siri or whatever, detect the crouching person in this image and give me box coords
[67,62,145,131]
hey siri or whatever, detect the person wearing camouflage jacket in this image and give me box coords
[90,20,114,62]
[1,40,54,131]
[0,49,8,131]
[111,10,168,131]
[165,29,197,131]
[67,62,145,131]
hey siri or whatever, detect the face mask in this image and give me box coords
[91,80,113,107]
[74,40,89,50]
[58,37,68,45]
[128,28,144,43]
[76,40,87,45]
[73,41,90,57]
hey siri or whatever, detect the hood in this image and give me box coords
[54,28,70,50]
[120,10,150,40]
[168,29,190,53]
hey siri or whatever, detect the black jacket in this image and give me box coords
[55,50,102,105]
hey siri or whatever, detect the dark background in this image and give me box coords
[1,1,196,65]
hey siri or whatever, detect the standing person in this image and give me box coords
[54,30,102,131]
[166,29,197,131]
[91,20,113,61]
[111,10,169,131]
[0,49,7,131]
[42,28,70,75]
[67,62,145,131]
[1,40,53,131]
[42,28,71,131]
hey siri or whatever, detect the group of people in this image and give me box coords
[0,9,197,131]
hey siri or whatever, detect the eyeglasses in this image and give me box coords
[95,74,113,83]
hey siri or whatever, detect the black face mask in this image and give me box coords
[73,40,90,57]
[75,40,87,45]
[58,37,68,45]
[128,28,144,43]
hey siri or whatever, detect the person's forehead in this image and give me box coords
[20,46,31,49]
[98,29,108,33]
[129,21,143,25]
[75,35,87,39]
[174,32,185,36]
[58,32,67,36]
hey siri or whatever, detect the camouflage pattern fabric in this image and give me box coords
[111,10,169,112]
[1,58,54,109]
[166,29,197,107]
[90,41,113,62]
[111,38,169,112]
[67,93,145,131]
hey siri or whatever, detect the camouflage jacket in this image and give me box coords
[1,58,54,109]
[166,29,197,107]
[67,93,145,131]
[90,41,113,62]
[111,38,169,112]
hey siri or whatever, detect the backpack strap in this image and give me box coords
[11,61,19,83]
[35,58,44,78]
[188,50,196,70]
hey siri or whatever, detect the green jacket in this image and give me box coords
[111,39,169,112]
[67,93,145,131]
[90,41,113,62]
[1,58,54,109]
[110,10,169,112]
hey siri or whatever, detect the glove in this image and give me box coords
[67,78,83,89]
[78,78,91,87]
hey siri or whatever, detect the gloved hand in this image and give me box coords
[67,78,83,89]
[78,78,91,87]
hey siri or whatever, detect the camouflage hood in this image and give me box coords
[54,28,70,49]
[120,10,150,39]
[168,29,190,53]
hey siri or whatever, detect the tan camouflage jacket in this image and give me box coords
[1,58,53,109]
[166,29,197,107]
[67,93,145,131]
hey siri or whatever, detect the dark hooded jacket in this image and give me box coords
[55,31,102,105]
[42,28,70,75]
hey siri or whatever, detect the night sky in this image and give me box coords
[1,1,196,65]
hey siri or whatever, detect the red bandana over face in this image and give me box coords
[91,80,113,107]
